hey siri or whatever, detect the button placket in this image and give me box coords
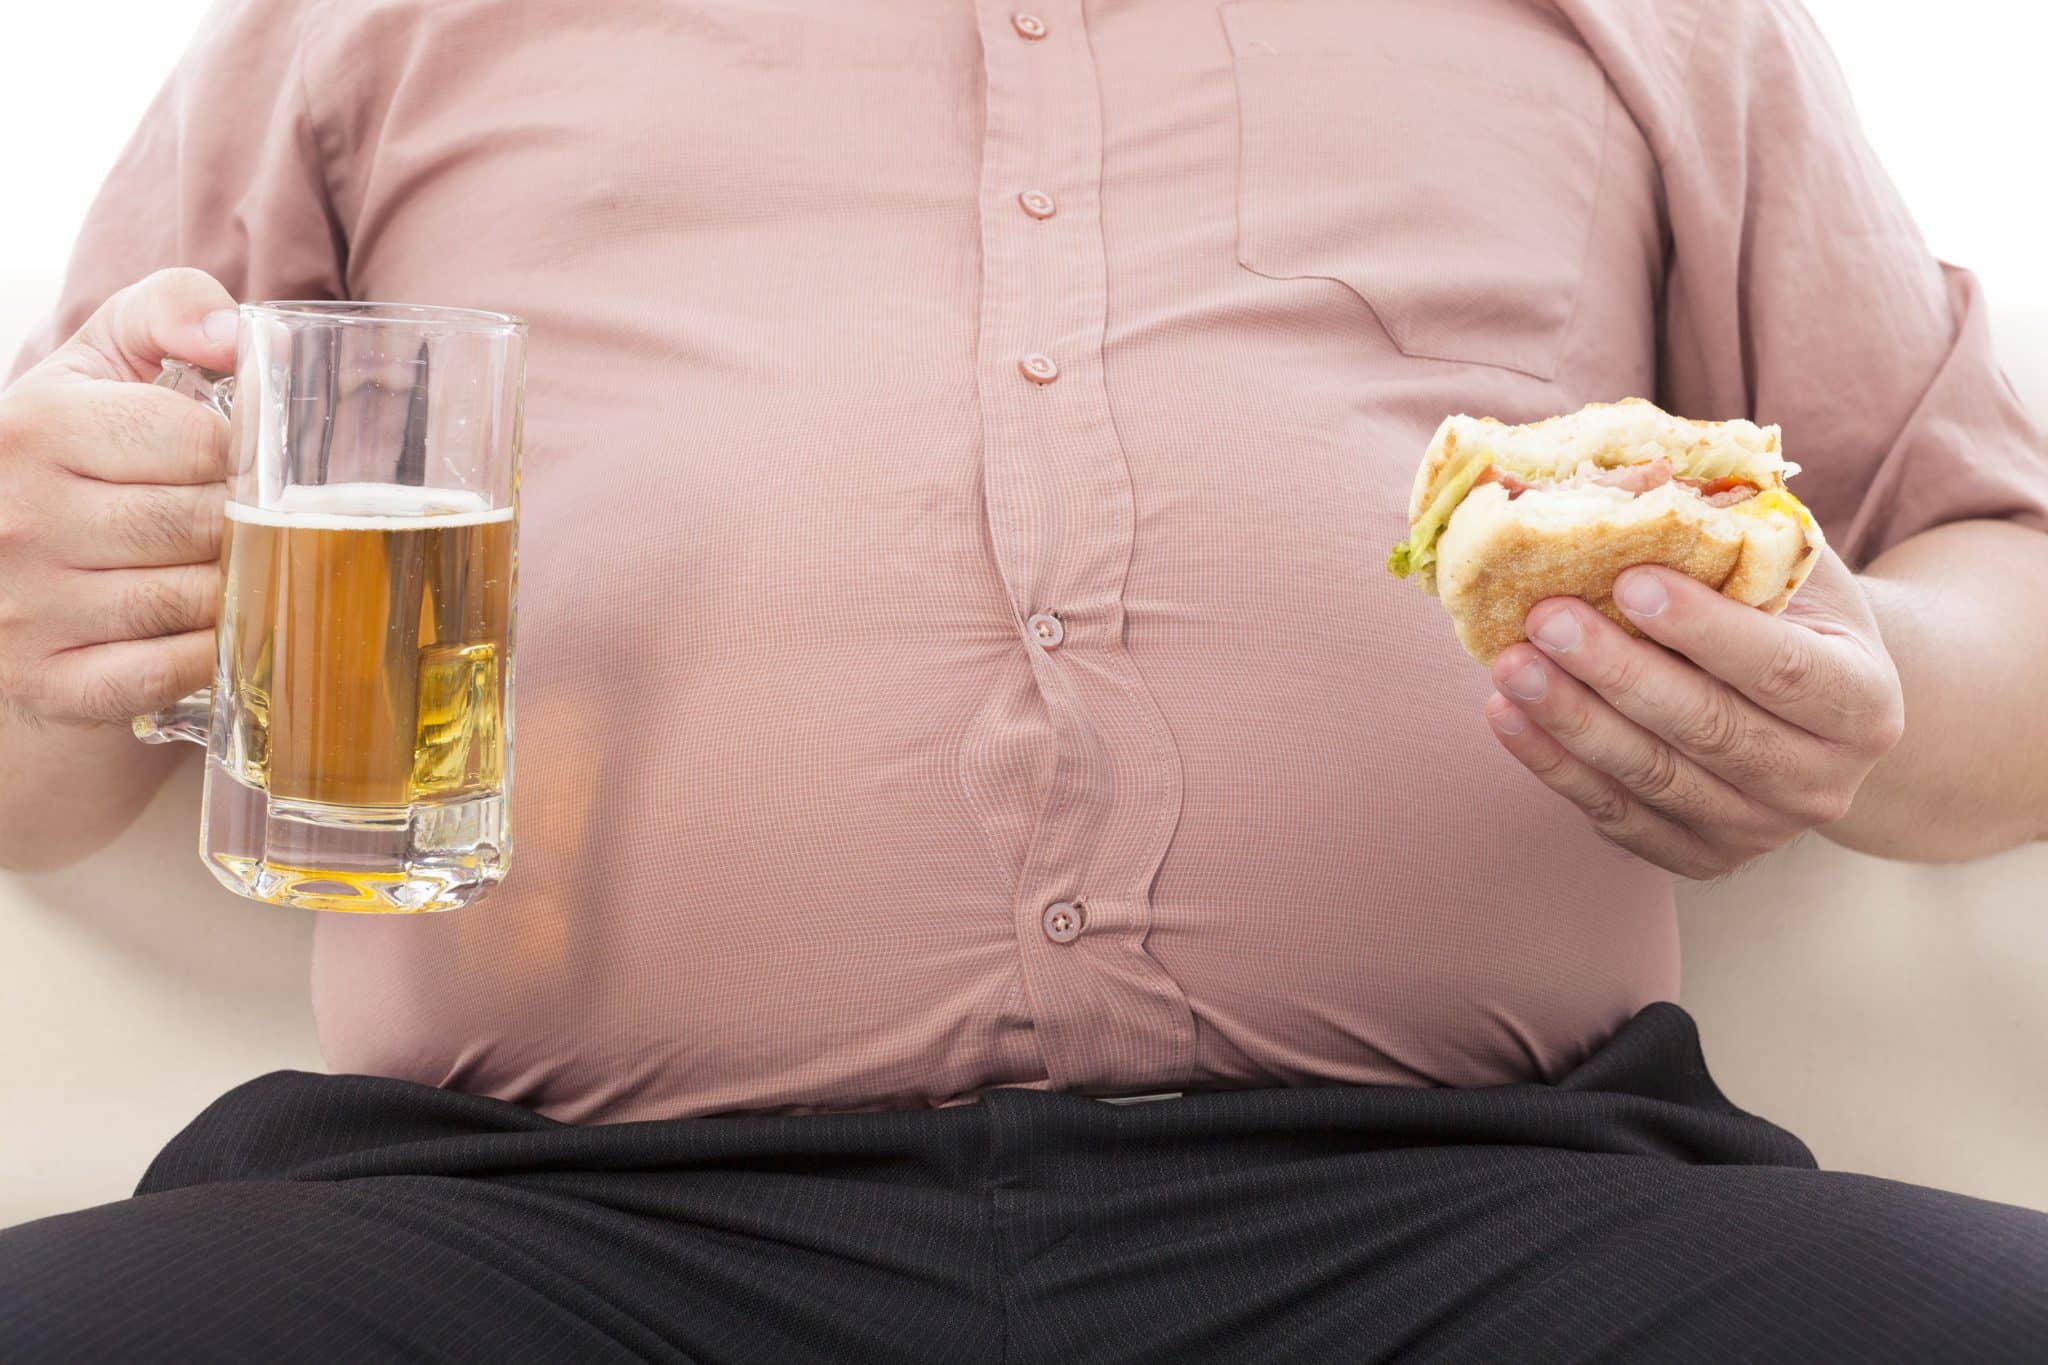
[970,0,1193,1093]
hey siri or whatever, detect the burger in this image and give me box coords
[1388,398,1825,662]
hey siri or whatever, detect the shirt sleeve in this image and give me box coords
[6,0,344,384]
[1654,0,2048,567]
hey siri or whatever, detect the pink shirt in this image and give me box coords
[22,0,2048,1120]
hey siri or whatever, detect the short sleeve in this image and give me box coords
[6,0,344,384]
[1654,0,2048,567]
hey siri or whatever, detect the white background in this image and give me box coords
[3,3,2047,1224]
[0,2,211,329]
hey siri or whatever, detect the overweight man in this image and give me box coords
[3,1,2047,1359]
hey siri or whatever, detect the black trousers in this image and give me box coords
[3,1004,2044,1363]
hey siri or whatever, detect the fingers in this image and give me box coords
[59,566,220,646]
[1610,562,1900,744]
[67,479,228,568]
[0,564,217,688]
[36,378,233,486]
[24,631,216,725]
[0,270,237,729]
[1483,554,1902,880]
[40,268,239,385]
[1491,640,1778,839]
[1520,598,1851,823]
[1484,693,1726,879]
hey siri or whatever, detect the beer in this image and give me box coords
[204,483,516,911]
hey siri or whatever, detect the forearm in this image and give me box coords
[0,707,183,873]
[1825,519,2048,860]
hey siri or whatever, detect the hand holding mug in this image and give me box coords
[0,269,238,726]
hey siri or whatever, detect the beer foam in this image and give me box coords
[226,482,512,530]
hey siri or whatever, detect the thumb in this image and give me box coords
[38,267,240,385]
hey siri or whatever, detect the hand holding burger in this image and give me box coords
[1391,399,1905,880]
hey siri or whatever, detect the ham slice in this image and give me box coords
[1474,465,1539,498]
[1476,457,1757,506]
[1590,456,1675,494]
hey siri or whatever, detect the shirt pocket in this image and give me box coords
[1220,0,1608,381]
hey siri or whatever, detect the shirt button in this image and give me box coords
[1026,612,1065,648]
[1018,189,1057,220]
[1012,12,1048,39]
[1019,353,1059,385]
[1043,901,1085,943]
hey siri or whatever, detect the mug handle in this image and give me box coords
[132,360,237,748]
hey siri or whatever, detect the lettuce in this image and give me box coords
[1388,449,1492,580]
[1667,445,1791,484]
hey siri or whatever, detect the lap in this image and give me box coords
[1008,1138,2048,1363]
[1494,1156,2048,1362]
[0,1167,993,1364]
[1287,1149,2048,1363]
[0,1177,665,1363]
[7,1139,2040,1365]
[4,1027,2044,1365]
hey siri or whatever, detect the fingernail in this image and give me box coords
[1490,696,1526,735]
[1615,572,1668,618]
[1503,660,1548,702]
[201,309,239,344]
[1530,609,1582,654]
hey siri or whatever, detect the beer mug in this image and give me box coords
[136,302,525,914]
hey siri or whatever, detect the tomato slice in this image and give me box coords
[1687,475,1759,497]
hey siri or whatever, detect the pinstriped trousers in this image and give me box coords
[3,1004,2045,1362]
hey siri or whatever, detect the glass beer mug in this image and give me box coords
[137,302,525,914]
